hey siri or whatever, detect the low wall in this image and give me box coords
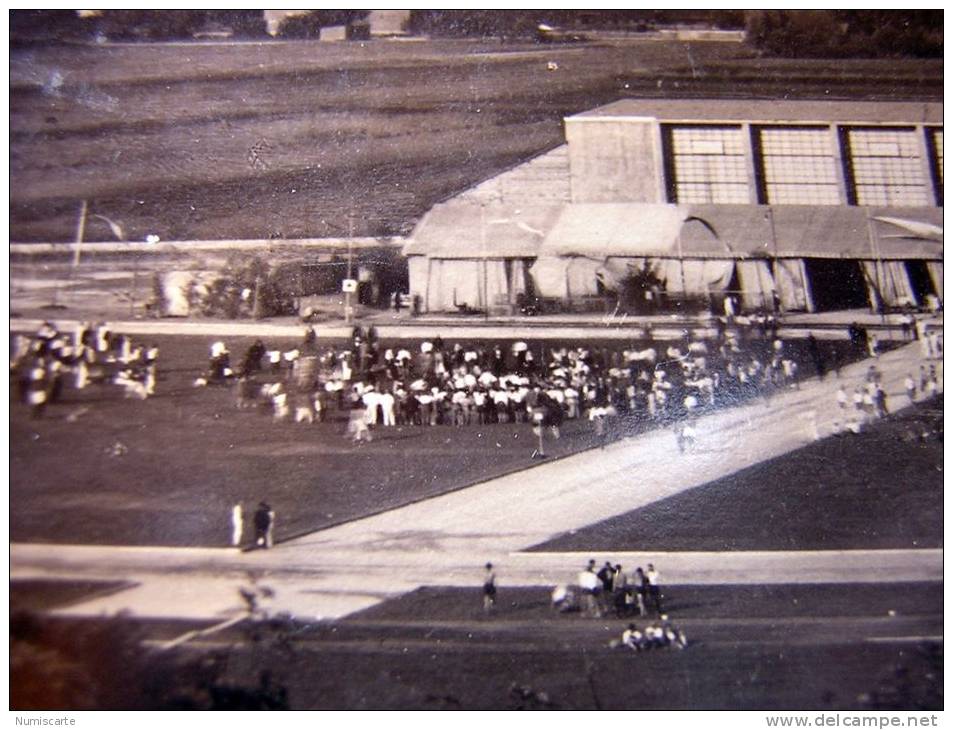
[10,236,405,264]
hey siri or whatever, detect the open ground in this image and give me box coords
[10,38,942,242]
[10,329,910,548]
[11,330,943,709]
[10,31,944,711]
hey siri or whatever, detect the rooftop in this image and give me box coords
[570,98,943,125]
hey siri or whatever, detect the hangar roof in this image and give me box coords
[569,98,942,126]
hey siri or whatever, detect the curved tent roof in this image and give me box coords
[538,203,687,258]
[407,201,942,261]
[403,202,562,258]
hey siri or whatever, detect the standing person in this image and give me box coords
[645,563,663,616]
[254,501,275,549]
[807,334,826,379]
[836,384,849,413]
[482,562,497,613]
[577,559,602,618]
[230,504,244,547]
[26,360,48,419]
[633,567,648,617]
[347,393,372,443]
[611,564,628,618]
[928,329,942,359]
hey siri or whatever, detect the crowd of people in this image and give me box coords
[552,559,665,619]
[11,321,159,418]
[196,321,825,447]
[484,559,687,652]
[831,351,941,437]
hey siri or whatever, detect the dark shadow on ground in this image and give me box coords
[528,399,943,553]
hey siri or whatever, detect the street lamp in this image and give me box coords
[58,201,125,309]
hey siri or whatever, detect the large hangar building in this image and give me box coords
[404,98,942,315]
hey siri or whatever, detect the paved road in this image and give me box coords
[11,338,943,623]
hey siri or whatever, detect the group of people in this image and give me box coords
[551,559,664,620]
[480,560,687,652]
[616,616,688,652]
[195,321,823,448]
[833,356,941,437]
[12,321,159,418]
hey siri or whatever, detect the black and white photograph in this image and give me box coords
[8,8,943,714]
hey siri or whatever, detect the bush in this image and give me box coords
[198,255,298,320]
[277,10,370,39]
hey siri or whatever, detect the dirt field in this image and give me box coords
[10,39,941,243]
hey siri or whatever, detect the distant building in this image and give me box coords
[406,98,942,314]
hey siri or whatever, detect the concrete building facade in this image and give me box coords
[405,98,943,315]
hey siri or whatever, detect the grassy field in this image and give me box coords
[531,398,944,553]
[9,329,925,549]
[10,39,941,243]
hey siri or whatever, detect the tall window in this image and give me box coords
[755,126,841,204]
[666,125,750,204]
[844,127,929,206]
[927,127,943,204]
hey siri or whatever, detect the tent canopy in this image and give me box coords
[538,203,687,258]
[771,205,943,260]
[403,202,562,258]
[406,201,942,261]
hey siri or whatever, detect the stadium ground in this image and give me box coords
[11,581,942,709]
[11,336,942,709]
[531,398,943,553]
[11,331,912,548]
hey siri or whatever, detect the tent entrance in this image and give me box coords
[803,258,870,312]
[904,260,937,304]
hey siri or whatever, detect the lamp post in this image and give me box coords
[345,213,354,325]
[481,202,489,322]
[87,213,130,314]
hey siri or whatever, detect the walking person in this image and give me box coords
[873,384,889,419]
[254,501,275,549]
[482,562,497,613]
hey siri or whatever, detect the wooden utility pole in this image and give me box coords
[345,213,354,325]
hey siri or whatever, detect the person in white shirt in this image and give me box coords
[904,373,917,404]
[577,560,602,618]
[836,384,848,412]
[379,388,396,427]
[645,564,663,616]
[362,385,381,426]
